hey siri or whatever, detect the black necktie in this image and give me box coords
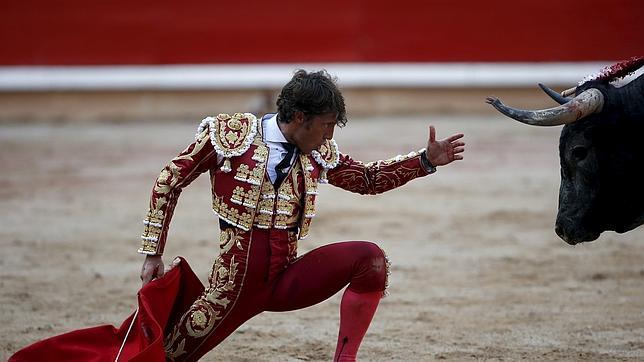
[274,142,296,187]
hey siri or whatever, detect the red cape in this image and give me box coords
[9,257,204,362]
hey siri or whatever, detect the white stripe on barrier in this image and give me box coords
[0,62,618,91]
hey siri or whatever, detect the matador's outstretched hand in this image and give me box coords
[426,125,465,166]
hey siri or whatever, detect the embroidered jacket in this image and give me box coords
[139,113,431,255]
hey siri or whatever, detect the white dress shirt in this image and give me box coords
[263,114,297,184]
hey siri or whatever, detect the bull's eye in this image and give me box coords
[571,145,588,161]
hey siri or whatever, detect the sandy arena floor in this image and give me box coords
[1,116,643,361]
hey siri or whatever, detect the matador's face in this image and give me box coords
[291,112,337,154]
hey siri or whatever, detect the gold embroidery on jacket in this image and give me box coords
[276,177,295,202]
[247,163,264,186]
[313,139,340,168]
[215,113,250,153]
[233,163,264,186]
[298,156,318,240]
[230,186,260,208]
[234,164,250,182]
[212,196,253,231]
[255,211,272,228]
[303,162,319,195]
[300,217,313,240]
[257,181,275,219]
[276,198,295,216]
[195,113,258,173]
[252,160,304,230]
[300,155,314,172]
[304,195,316,218]
[213,134,267,229]
[260,179,276,199]
[257,198,274,216]
[274,213,290,229]
[252,144,269,162]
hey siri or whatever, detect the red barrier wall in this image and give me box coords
[1,0,642,65]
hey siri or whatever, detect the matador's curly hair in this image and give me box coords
[276,69,347,127]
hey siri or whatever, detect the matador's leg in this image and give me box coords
[266,241,389,362]
[163,229,275,362]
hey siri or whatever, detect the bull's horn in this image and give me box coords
[538,83,571,105]
[485,88,604,126]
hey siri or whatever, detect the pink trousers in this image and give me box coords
[164,227,388,362]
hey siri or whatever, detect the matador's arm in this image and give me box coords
[138,128,218,255]
[327,149,435,195]
[326,124,464,194]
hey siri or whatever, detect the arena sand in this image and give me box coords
[1,116,643,361]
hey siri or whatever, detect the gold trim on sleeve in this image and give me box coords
[139,209,164,254]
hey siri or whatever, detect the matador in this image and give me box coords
[136,70,465,361]
[8,70,464,362]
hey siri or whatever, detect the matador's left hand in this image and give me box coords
[426,125,465,166]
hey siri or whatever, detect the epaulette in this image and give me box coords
[311,139,340,183]
[195,113,258,172]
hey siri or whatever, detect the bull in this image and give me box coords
[485,57,644,245]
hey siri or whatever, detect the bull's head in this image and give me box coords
[486,57,644,245]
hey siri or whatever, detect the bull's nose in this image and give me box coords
[555,223,577,245]
[555,224,564,238]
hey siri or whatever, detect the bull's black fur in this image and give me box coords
[556,74,644,243]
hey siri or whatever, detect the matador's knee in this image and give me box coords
[347,241,390,295]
